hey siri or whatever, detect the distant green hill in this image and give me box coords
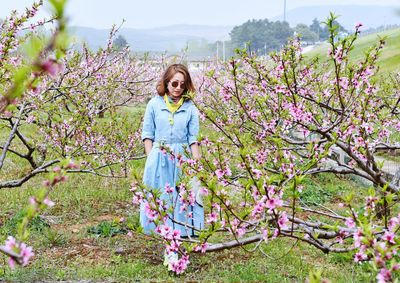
[305,28,400,74]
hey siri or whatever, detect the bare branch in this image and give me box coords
[0,160,59,189]
[65,155,146,177]
[206,234,263,252]
[0,104,26,169]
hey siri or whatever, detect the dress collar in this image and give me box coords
[158,95,191,112]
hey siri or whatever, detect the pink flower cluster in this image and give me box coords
[169,254,190,274]
[3,236,34,269]
[351,212,400,282]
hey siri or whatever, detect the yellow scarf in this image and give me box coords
[164,95,184,125]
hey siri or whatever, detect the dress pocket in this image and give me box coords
[143,148,160,188]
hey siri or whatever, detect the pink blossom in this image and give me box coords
[206,212,218,224]
[3,237,34,268]
[170,255,190,274]
[248,109,261,120]
[200,187,209,196]
[251,201,265,218]
[354,251,368,263]
[186,158,197,166]
[41,177,50,186]
[194,242,208,253]
[251,168,262,179]
[336,229,348,244]
[144,202,157,221]
[215,169,224,179]
[223,92,233,102]
[5,236,17,250]
[220,83,234,102]
[275,64,284,72]
[20,243,34,266]
[333,47,343,64]
[382,231,396,245]
[275,85,286,93]
[262,228,269,242]
[377,268,392,283]
[164,183,174,194]
[200,137,212,146]
[388,216,399,231]
[159,225,172,238]
[345,217,356,229]
[353,229,363,248]
[29,197,37,205]
[375,256,385,267]
[167,240,181,252]
[130,182,138,192]
[172,229,181,240]
[278,212,289,229]
[53,166,61,172]
[392,264,400,271]
[272,228,279,239]
[43,198,55,207]
[256,150,267,165]
[8,257,16,269]
[132,192,143,205]
[40,59,63,77]
[265,198,283,212]
[236,227,246,238]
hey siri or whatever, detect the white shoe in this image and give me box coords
[190,177,203,206]
[163,251,178,270]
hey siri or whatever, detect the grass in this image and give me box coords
[0,102,385,282]
[0,166,377,282]
[305,27,400,74]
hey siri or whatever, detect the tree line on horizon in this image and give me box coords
[112,18,348,58]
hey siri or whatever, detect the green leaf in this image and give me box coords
[308,270,324,283]
[24,36,45,59]
[48,0,67,17]
[55,31,69,56]
[343,192,354,203]
[295,175,305,184]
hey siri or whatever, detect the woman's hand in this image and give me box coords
[144,139,153,156]
[190,142,201,160]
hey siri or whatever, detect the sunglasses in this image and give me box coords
[170,81,186,89]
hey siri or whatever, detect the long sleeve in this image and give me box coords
[187,105,199,145]
[141,100,155,141]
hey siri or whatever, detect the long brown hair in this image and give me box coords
[156,64,195,98]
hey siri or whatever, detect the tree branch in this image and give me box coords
[0,104,26,169]
[0,160,59,189]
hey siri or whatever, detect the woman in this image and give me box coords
[140,64,204,240]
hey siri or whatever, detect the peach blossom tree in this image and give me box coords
[132,15,400,281]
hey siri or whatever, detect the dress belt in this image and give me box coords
[153,139,187,145]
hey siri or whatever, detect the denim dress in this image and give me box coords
[140,95,204,237]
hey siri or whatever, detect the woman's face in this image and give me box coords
[167,72,186,99]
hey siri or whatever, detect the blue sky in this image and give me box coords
[1,0,400,29]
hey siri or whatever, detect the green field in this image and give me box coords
[305,28,400,74]
[0,170,374,282]
[0,107,375,281]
